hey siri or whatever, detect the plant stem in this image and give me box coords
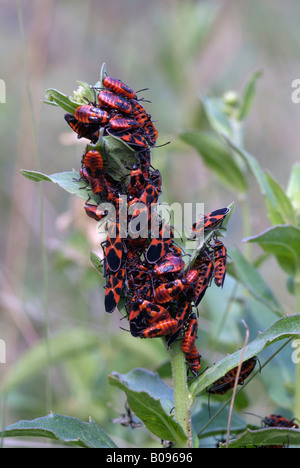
[239,193,252,261]
[17,0,51,412]
[294,272,300,421]
[168,341,192,448]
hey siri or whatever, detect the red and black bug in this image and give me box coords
[181,314,198,355]
[185,268,200,286]
[109,116,139,132]
[74,105,109,124]
[153,279,187,304]
[146,223,174,264]
[175,301,192,328]
[132,182,160,216]
[104,222,123,272]
[125,236,148,255]
[80,167,108,198]
[149,168,162,192]
[192,207,230,237]
[128,300,145,337]
[103,76,137,100]
[154,253,185,276]
[64,113,99,142]
[84,203,108,221]
[262,414,299,429]
[244,411,299,448]
[166,301,192,348]
[105,267,126,314]
[213,240,227,288]
[129,299,171,335]
[139,318,179,339]
[128,165,148,198]
[207,356,258,395]
[140,300,171,324]
[139,149,152,175]
[117,132,149,150]
[168,243,184,257]
[153,266,201,304]
[142,120,158,147]
[185,346,201,377]
[193,255,215,306]
[131,100,151,124]
[82,149,104,178]
[98,90,132,114]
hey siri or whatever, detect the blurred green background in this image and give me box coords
[1,0,300,447]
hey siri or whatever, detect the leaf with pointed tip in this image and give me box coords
[264,170,296,225]
[90,251,104,276]
[21,169,99,203]
[43,89,80,113]
[244,224,300,276]
[189,314,300,400]
[179,130,247,193]
[221,427,300,448]
[286,163,300,220]
[1,412,117,448]
[202,96,234,139]
[237,70,262,121]
[109,368,187,445]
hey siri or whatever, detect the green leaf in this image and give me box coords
[73,81,96,104]
[22,138,136,198]
[189,314,300,399]
[99,62,107,85]
[90,251,104,276]
[20,170,53,183]
[43,89,79,114]
[265,170,296,225]
[108,368,187,445]
[1,412,117,448]
[179,130,248,193]
[229,247,285,316]
[202,96,234,139]
[244,225,300,276]
[21,169,99,203]
[1,328,101,393]
[221,427,300,448]
[90,133,136,182]
[286,163,300,219]
[237,70,262,121]
[188,202,235,266]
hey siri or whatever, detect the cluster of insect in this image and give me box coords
[64,73,232,378]
[62,72,299,447]
[65,75,157,149]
